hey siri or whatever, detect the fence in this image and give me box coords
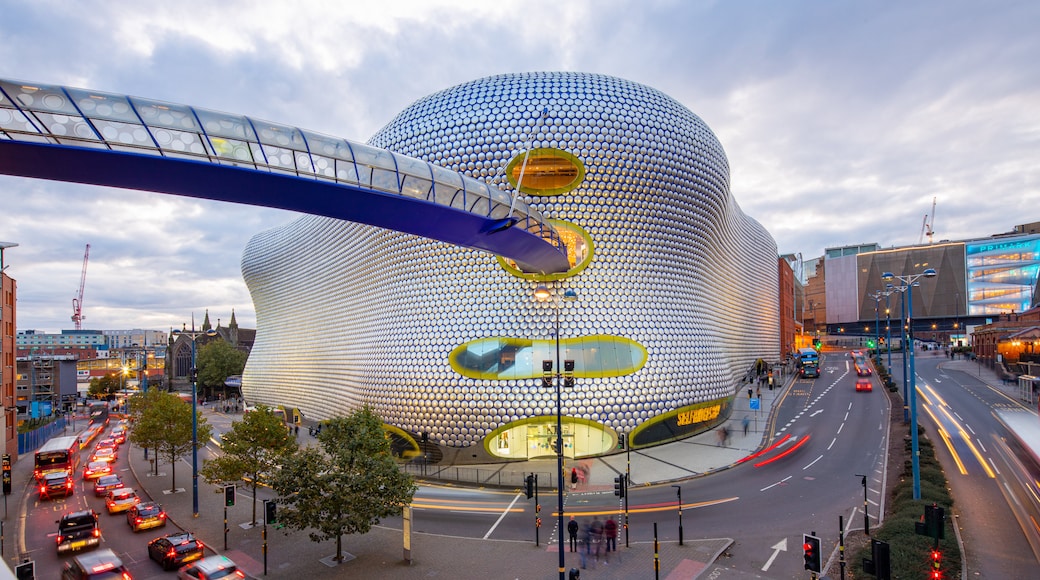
[400,461,557,491]
[17,417,69,455]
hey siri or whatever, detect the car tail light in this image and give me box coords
[66,479,74,489]
[57,534,65,544]
[196,540,204,550]
[92,528,101,538]
[234,571,246,578]
[121,573,132,580]
[167,547,176,558]
[135,517,142,524]
[39,485,46,494]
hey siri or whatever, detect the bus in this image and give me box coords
[88,402,110,427]
[34,435,82,481]
[798,347,819,367]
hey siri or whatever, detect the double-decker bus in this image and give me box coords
[34,435,82,481]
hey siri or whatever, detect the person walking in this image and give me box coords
[590,517,604,562]
[603,517,617,554]
[579,521,592,569]
[568,516,579,552]
[742,415,750,436]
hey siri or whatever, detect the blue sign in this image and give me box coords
[749,397,761,410]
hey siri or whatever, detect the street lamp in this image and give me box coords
[171,321,217,517]
[885,291,893,371]
[534,283,576,580]
[882,268,937,501]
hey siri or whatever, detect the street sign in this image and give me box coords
[749,397,761,411]
[2,453,11,495]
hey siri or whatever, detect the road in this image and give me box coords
[909,352,1040,578]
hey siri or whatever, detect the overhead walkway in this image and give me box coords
[0,78,570,274]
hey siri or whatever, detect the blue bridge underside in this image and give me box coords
[0,140,571,274]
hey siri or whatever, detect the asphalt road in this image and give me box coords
[910,353,1040,579]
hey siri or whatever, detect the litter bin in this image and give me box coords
[568,568,580,579]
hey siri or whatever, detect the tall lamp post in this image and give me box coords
[885,291,893,371]
[871,292,882,365]
[882,268,937,501]
[534,283,576,580]
[171,321,217,517]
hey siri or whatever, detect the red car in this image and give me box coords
[855,378,873,392]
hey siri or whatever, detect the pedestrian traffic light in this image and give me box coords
[224,484,236,507]
[617,433,626,450]
[930,548,942,579]
[264,500,277,525]
[541,360,553,389]
[613,474,626,498]
[802,533,821,573]
[190,366,198,382]
[525,474,535,499]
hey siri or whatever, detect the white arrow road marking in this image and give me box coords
[762,537,787,571]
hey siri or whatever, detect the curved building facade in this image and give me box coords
[241,72,778,462]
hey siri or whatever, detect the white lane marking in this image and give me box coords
[803,455,824,470]
[828,437,837,450]
[810,409,823,417]
[965,423,976,436]
[760,475,793,492]
[761,537,787,571]
[837,423,844,435]
[977,440,987,453]
[483,493,524,539]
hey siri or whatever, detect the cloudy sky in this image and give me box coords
[1,0,1037,333]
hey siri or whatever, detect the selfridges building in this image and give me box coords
[241,72,779,463]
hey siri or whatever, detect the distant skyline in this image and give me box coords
[2,0,1037,333]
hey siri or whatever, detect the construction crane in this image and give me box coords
[919,196,937,245]
[71,243,90,330]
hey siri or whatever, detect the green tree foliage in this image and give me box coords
[196,340,247,389]
[270,406,417,563]
[129,387,212,492]
[88,372,122,400]
[200,404,297,524]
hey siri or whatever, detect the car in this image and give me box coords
[83,461,112,480]
[856,378,873,392]
[177,554,245,579]
[61,547,133,579]
[94,474,124,497]
[91,447,117,463]
[148,531,206,571]
[106,488,140,514]
[56,509,101,554]
[127,501,167,532]
[111,427,127,444]
[40,470,75,500]
[801,364,820,378]
[96,437,117,451]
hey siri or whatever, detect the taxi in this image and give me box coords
[91,447,117,463]
[83,461,112,480]
[106,487,140,514]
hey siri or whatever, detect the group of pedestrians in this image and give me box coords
[567,515,619,569]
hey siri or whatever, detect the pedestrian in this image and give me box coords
[568,516,579,552]
[571,467,579,490]
[742,415,750,436]
[747,387,753,399]
[603,516,617,555]
[590,517,604,561]
[294,424,299,437]
[721,425,730,446]
[580,521,592,569]
[756,386,761,399]
[768,375,775,390]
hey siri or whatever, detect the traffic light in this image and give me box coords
[14,560,34,580]
[930,548,942,579]
[541,360,553,389]
[563,360,575,388]
[264,500,277,525]
[525,474,535,499]
[617,433,626,450]
[190,366,198,382]
[2,453,11,495]
[802,533,822,573]
[224,484,236,507]
[613,474,626,498]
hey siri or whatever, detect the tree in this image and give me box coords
[196,340,247,390]
[129,388,212,492]
[88,372,121,400]
[270,406,417,563]
[200,404,297,524]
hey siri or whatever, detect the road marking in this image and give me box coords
[803,455,823,470]
[827,437,837,450]
[761,537,787,571]
[483,493,523,539]
[760,475,793,492]
[810,409,823,417]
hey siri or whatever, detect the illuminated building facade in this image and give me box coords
[241,72,779,461]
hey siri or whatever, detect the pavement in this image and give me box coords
[5,352,1019,579]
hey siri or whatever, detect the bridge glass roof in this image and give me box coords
[0,78,564,254]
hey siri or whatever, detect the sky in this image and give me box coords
[1,0,1037,333]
